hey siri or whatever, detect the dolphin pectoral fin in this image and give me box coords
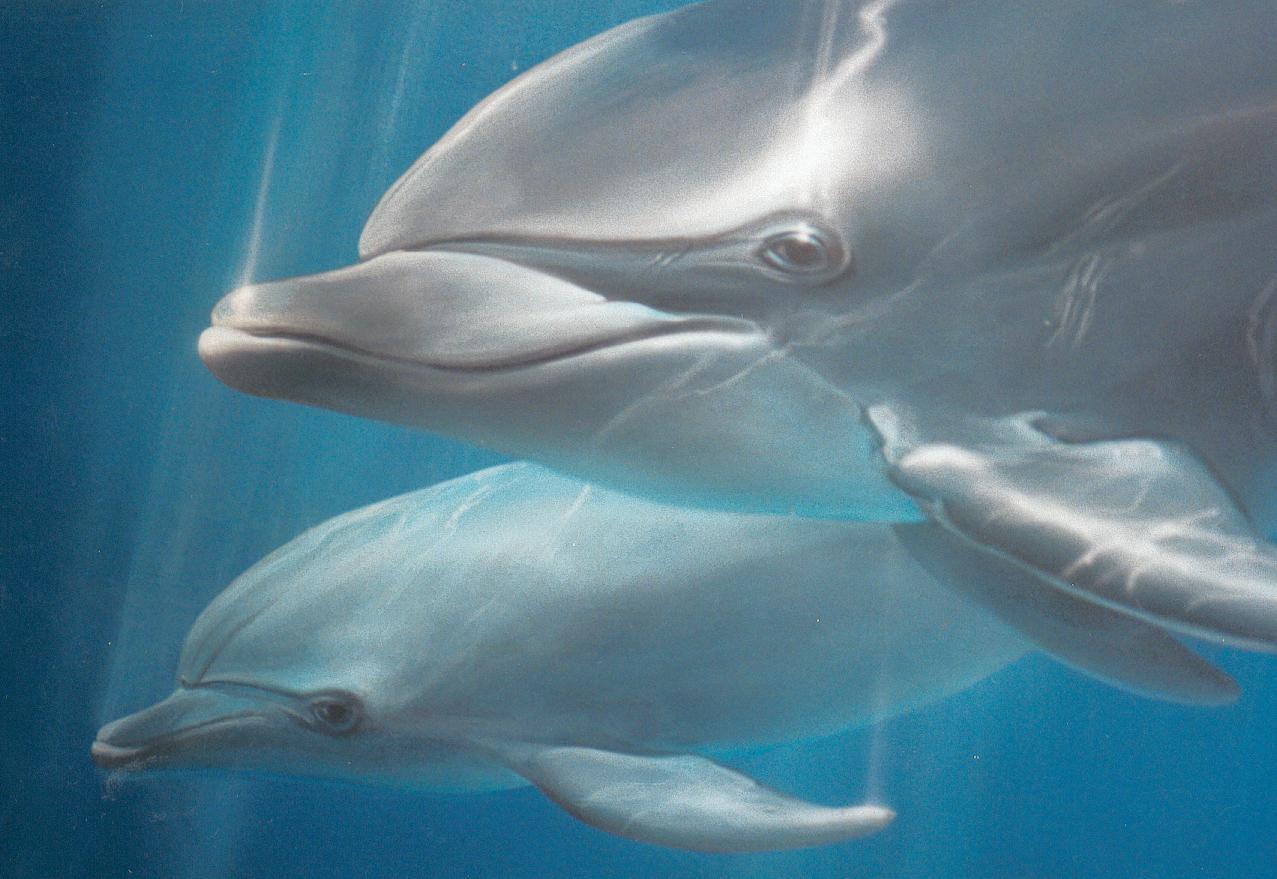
[869,406,1277,652]
[513,746,893,852]
[895,524,1239,704]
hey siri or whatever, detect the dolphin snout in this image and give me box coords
[92,687,268,770]
[206,255,432,353]
[201,249,727,378]
[90,738,145,769]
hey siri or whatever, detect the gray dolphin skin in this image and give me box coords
[197,0,1277,514]
[200,1,1277,653]
[92,464,1256,850]
[94,464,1008,851]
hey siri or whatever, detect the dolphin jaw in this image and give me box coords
[91,713,273,770]
[202,311,757,376]
[200,247,764,384]
[89,739,147,769]
[91,686,286,772]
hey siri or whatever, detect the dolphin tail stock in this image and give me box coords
[506,745,894,852]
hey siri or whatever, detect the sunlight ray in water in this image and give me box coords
[375,4,442,184]
[863,536,903,806]
[797,0,900,208]
[750,0,915,217]
[14,0,1276,874]
[99,87,293,726]
[235,118,283,292]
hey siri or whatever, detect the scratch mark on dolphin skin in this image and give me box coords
[669,348,790,402]
[1048,163,1187,256]
[443,482,499,536]
[538,484,598,569]
[1047,251,1109,352]
[1246,276,1277,422]
[587,350,728,449]
[1042,164,1188,354]
[816,277,925,345]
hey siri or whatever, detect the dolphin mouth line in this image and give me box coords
[91,715,266,770]
[210,317,758,374]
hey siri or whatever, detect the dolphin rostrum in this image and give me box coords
[91,464,1252,851]
[199,2,1277,651]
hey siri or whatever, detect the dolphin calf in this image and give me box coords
[199,1,1277,649]
[90,464,1247,850]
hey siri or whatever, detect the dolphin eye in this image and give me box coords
[309,694,362,735]
[757,224,847,280]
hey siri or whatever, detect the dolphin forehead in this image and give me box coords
[361,0,1277,278]
[176,465,654,698]
[175,513,400,693]
[175,468,530,693]
[360,0,924,257]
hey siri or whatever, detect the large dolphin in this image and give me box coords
[199,2,1277,649]
[91,464,1247,851]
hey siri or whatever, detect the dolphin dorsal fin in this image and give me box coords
[511,746,893,852]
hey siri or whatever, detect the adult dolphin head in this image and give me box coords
[93,464,1247,850]
[200,0,936,519]
[201,0,1277,520]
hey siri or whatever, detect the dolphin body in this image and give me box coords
[200,2,1277,652]
[92,464,985,851]
[94,463,1254,851]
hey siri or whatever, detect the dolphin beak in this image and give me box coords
[199,249,747,394]
[92,687,270,770]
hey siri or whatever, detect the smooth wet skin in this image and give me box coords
[96,461,1270,848]
[201,0,1277,518]
[96,464,1027,850]
[199,0,1277,655]
[198,0,935,519]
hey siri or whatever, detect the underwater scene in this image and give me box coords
[5,0,1277,876]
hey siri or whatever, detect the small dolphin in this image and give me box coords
[199,0,1277,655]
[89,464,1246,850]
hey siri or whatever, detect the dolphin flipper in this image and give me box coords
[515,746,893,852]
[895,523,1239,704]
[871,405,1277,652]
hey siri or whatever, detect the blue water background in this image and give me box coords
[4,2,1277,876]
